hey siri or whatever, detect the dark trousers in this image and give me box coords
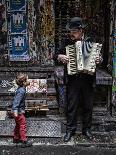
[13,114,27,141]
[66,73,94,133]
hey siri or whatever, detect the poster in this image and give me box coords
[7,0,30,61]
[27,79,47,93]
[9,12,27,33]
[8,0,26,12]
[9,34,30,61]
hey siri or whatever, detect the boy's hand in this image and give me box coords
[58,54,69,64]
[13,112,18,118]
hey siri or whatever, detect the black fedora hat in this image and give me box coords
[66,17,86,31]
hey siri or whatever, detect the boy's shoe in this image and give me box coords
[20,140,33,148]
[13,139,22,143]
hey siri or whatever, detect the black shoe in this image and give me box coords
[82,129,93,140]
[63,132,75,142]
[20,141,33,148]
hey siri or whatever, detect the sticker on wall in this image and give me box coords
[8,34,30,61]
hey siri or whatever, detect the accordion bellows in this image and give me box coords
[66,41,102,75]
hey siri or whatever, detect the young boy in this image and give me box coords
[12,73,32,147]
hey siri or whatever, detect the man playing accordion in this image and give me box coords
[53,17,102,142]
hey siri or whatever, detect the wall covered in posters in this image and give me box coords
[34,0,55,66]
[5,0,55,64]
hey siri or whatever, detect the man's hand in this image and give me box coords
[95,57,101,64]
[95,55,103,64]
[58,54,69,64]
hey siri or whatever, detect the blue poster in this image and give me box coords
[9,12,27,33]
[9,0,26,11]
[9,34,30,61]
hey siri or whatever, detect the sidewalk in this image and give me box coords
[0,142,116,155]
[0,136,116,155]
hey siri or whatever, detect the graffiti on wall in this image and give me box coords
[0,78,17,93]
[0,80,13,88]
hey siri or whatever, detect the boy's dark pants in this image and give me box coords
[14,114,27,141]
[66,73,94,134]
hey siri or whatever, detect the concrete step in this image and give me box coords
[0,117,61,137]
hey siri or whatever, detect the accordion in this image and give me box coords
[66,41,102,75]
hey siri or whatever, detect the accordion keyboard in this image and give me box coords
[66,44,77,75]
